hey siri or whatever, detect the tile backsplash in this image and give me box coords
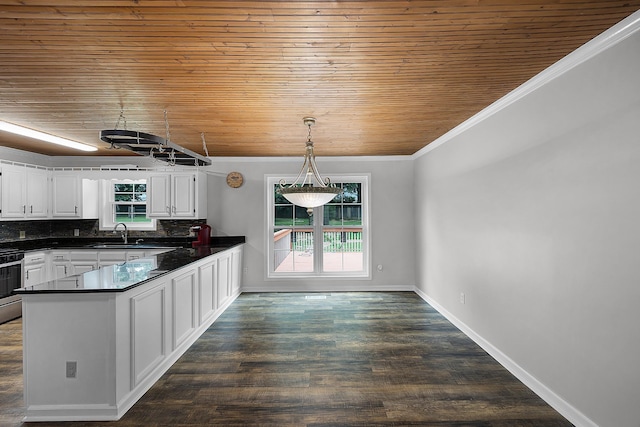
[0,219,206,242]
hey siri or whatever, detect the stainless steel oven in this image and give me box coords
[0,249,24,324]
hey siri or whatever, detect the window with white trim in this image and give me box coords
[267,175,370,278]
[100,179,156,231]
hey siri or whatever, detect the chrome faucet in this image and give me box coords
[113,223,128,244]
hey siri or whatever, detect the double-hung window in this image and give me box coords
[100,179,156,231]
[267,175,370,278]
[114,182,149,224]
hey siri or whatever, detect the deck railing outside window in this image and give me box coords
[274,228,363,271]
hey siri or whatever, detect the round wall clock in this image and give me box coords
[226,171,244,188]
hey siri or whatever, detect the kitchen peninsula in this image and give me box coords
[15,240,244,422]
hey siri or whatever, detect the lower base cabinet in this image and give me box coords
[23,252,47,287]
[21,245,243,422]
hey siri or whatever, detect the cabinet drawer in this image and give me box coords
[24,251,47,265]
[98,251,127,262]
[69,251,99,261]
[50,251,71,262]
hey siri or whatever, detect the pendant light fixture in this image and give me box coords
[277,117,342,208]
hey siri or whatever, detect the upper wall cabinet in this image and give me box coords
[1,164,49,219]
[51,173,82,218]
[148,172,205,219]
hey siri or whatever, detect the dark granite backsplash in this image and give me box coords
[0,219,206,243]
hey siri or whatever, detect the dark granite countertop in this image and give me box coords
[14,236,245,295]
[2,236,244,252]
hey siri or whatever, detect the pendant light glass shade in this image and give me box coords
[279,186,341,208]
[277,117,342,209]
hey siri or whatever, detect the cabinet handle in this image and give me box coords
[64,266,67,275]
[74,206,78,214]
[26,271,29,279]
[172,206,176,213]
[23,205,26,214]
[30,205,33,214]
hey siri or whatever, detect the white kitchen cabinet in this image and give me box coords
[1,166,24,218]
[98,249,171,266]
[50,251,72,279]
[198,258,218,324]
[52,173,82,217]
[97,250,127,268]
[128,248,171,260]
[148,172,204,218]
[230,246,243,295]
[20,244,243,422]
[69,251,98,274]
[1,164,49,219]
[24,251,48,286]
[27,167,49,218]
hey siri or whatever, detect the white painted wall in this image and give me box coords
[203,157,416,291]
[414,13,640,427]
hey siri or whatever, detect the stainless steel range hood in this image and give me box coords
[99,129,211,166]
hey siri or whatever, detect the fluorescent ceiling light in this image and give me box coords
[0,120,97,152]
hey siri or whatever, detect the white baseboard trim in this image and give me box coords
[413,287,597,427]
[241,284,416,293]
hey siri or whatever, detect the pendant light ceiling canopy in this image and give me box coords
[277,117,342,208]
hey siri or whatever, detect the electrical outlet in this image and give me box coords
[459,292,466,304]
[19,230,26,239]
[66,361,77,378]
[74,228,80,237]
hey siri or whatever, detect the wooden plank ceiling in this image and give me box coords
[1,1,639,158]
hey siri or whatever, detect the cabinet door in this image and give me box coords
[198,260,218,324]
[50,251,71,279]
[230,247,242,294]
[148,174,171,217]
[171,174,196,217]
[26,168,49,218]
[25,264,46,286]
[217,253,231,308]
[52,174,81,217]
[1,166,26,218]
[52,262,72,279]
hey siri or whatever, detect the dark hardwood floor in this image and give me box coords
[0,292,573,426]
